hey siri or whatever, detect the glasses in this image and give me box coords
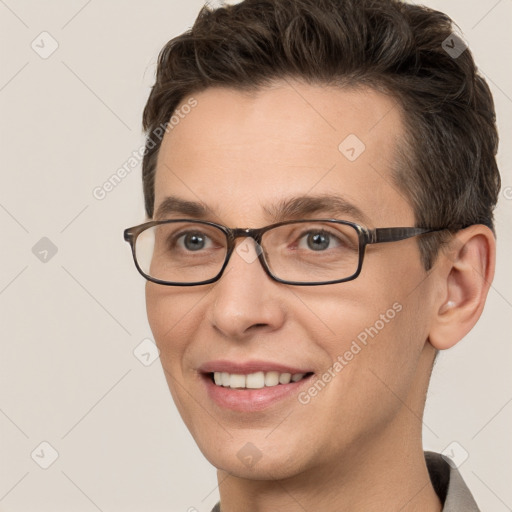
[124,219,446,286]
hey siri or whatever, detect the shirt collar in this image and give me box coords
[425,451,481,511]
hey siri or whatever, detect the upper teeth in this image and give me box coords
[213,371,307,389]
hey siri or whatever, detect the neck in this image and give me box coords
[216,426,442,512]
[215,346,442,512]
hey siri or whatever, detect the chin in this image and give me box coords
[195,432,309,480]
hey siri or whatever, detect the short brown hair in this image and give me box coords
[141,0,500,269]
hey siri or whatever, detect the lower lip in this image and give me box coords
[202,373,314,412]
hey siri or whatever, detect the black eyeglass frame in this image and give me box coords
[124,219,447,287]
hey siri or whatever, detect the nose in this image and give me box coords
[209,237,286,339]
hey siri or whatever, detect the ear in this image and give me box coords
[428,225,496,350]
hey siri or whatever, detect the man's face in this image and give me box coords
[146,81,437,479]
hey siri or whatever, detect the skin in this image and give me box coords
[145,80,495,512]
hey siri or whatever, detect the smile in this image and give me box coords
[202,371,315,412]
[211,371,314,389]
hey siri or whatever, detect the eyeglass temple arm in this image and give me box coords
[369,227,438,244]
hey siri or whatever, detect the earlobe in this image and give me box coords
[428,225,496,351]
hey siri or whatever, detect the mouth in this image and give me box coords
[201,370,315,412]
[207,370,315,389]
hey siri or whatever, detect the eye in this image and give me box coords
[297,230,342,251]
[175,231,215,251]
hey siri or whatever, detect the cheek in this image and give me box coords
[314,292,425,400]
[300,263,429,383]
[145,284,170,342]
[145,282,220,391]
[145,284,205,421]
[145,284,195,362]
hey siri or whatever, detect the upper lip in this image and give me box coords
[198,359,314,375]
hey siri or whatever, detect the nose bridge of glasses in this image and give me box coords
[230,227,262,239]
[226,227,266,251]
[223,227,267,271]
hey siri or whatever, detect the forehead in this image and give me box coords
[153,80,413,227]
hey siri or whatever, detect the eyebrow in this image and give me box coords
[154,193,370,225]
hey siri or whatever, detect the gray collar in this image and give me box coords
[425,451,480,511]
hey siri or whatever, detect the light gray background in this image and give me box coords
[0,1,510,511]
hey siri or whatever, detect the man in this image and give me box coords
[124,0,500,510]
